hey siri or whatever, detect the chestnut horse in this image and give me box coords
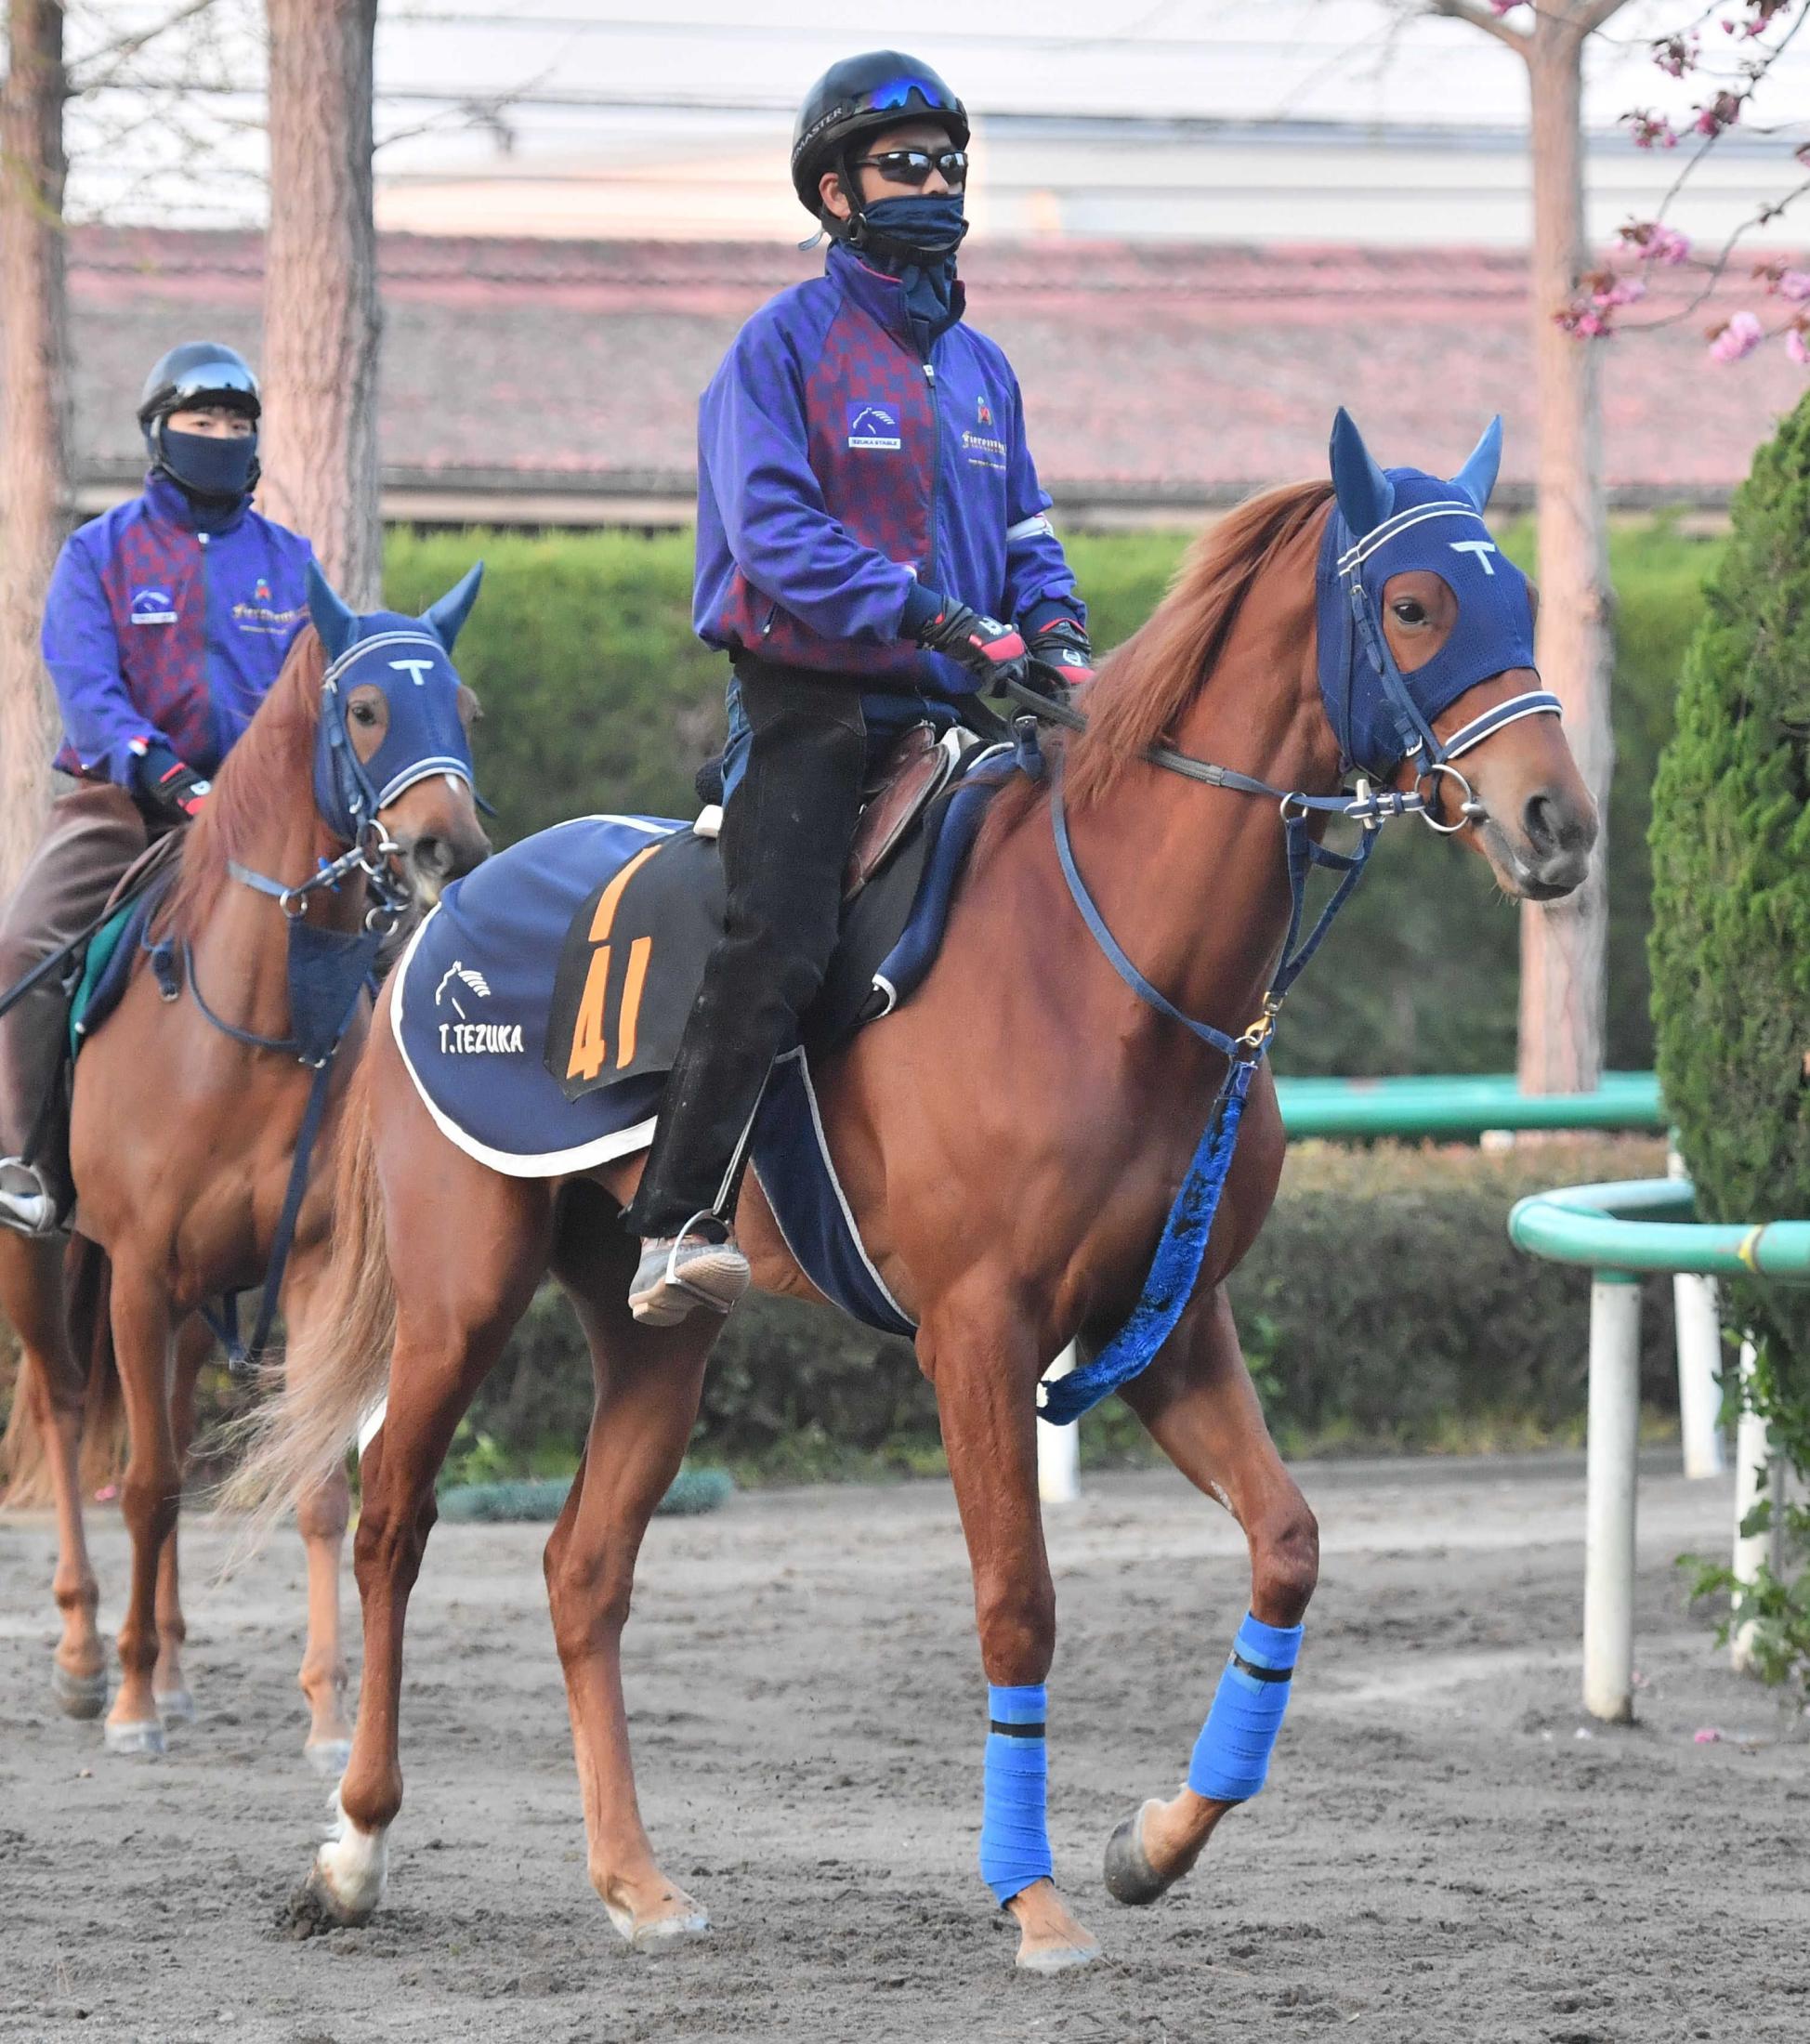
[236,423,1595,1967]
[0,567,490,1765]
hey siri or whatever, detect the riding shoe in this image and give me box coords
[0,1159,59,1238]
[628,1227,752,1327]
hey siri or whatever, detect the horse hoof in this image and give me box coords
[103,1718,166,1758]
[52,1664,108,1721]
[310,1810,387,1924]
[1016,1938,1102,1975]
[1103,1799,1171,1906]
[305,1738,352,1780]
[276,1867,371,1939]
[154,1688,197,1724]
[604,1892,711,1953]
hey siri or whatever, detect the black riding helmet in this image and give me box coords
[138,340,261,428]
[790,50,968,238]
[138,340,261,501]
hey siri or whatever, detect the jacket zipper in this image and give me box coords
[922,357,940,595]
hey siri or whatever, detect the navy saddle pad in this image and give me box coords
[392,764,1009,1183]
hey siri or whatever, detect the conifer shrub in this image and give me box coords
[1650,390,1810,1688]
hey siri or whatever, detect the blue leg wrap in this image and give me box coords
[1186,1613,1303,1802]
[978,1683,1053,1905]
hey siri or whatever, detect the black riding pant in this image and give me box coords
[623,658,868,1239]
[0,780,157,1210]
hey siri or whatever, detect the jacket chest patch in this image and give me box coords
[128,586,178,626]
[846,401,903,452]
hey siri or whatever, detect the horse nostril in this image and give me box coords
[1522,791,1559,857]
[410,834,453,882]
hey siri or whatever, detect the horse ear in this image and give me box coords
[306,559,361,662]
[1451,414,1503,513]
[1328,408,1395,537]
[422,561,484,652]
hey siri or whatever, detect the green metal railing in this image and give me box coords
[1274,1069,1662,1141]
[1509,1176,1810,1285]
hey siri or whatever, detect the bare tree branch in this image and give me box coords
[1425,0,1534,53]
[1578,0,1637,33]
[67,0,222,94]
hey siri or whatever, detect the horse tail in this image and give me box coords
[221,1053,395,1536]
[0,1238,124,1508]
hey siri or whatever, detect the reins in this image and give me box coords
[175,785,413,1379]
[1008,557,1559,1423]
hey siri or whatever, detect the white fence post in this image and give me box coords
[1668,1147,1724,1479]
[1583,1273,1642,1723]
[1730,1338,1785,1676]
[1038,1345,1081,1504]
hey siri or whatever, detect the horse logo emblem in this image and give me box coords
[435,961,492,1019]
[846,403,902,452]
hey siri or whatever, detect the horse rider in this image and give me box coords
[623,49,1095,1325]
[0,341,314,1237]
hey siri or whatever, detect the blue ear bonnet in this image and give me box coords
[1317,414,1539,779]
[306,565,481,842]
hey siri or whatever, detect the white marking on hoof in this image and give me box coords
[312,1794,388,1923]
[1016,1939,1102,1975]
[52,1664,108,1720]
[305,1737,352,1780]
[154,1687,197,1724]
[603,1893,711,1953]
[103,1717,165,1758]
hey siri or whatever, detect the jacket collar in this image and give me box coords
[826,241,965,350]
[142,469,250,538]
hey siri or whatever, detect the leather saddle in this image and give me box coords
[693,719,982,901]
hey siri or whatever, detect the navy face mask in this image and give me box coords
[305,561,484,842]
[1316,410,1542,779]
[152,424,259,507]
[861,193,968,338]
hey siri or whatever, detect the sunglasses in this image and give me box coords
[852,148,968,190]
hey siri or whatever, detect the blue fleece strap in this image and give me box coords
[979,1683,1052,1905]
[1187,1614,1303,1803]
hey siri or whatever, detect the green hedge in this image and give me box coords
[385,517,1716,1078]
[454,1135,1676,1481]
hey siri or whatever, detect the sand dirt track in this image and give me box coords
[3,1453,1806,2043]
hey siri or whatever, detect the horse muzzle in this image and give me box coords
[1479,783,1596,901]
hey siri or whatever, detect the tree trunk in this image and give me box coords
[260,0,381,604]
[1518,11,1614,1094]
[0,0,70,899]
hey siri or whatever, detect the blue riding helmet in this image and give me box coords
[304,561,484,843]
[1317,410,1554,781]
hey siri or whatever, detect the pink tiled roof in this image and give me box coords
[68,226,1806,507]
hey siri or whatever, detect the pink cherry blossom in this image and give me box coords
[1598,277,1646,308]
[1777,270,1810,302]
[1709,311,1764,362]
[1643,224,1693,266]
[1788,327,1810,367]
[1488,0,1526,13]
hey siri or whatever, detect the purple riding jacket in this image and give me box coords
[43,473,314,786]
[693,242,1081,707]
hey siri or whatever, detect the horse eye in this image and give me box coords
[1392,598,1429,627]
[351,702,378,725]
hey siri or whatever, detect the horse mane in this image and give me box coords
[1060,478,1334,811]
[159,626,326,938]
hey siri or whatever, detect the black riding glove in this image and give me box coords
[1025,614,1095,689]
[133,740,211,821]
[908,591,1033,698]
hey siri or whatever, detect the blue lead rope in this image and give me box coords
[1039,773,1377,1425]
